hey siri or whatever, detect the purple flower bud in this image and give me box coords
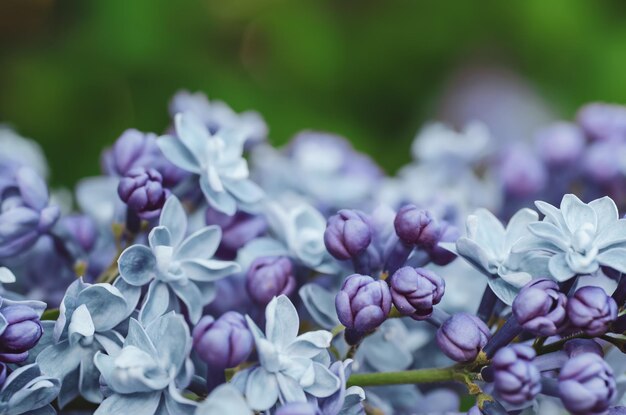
[0,167,59,258]
[60,214,98,253]
[564,339,604,358]
[117,167,169,220]
[102,129,187,187]
[583,141,624,183]
[276,403,319,415]
[192,312,253,369]
[567,286,617,336]
[324,210,372,260]
[577,103,626,141]
[390,266,444,320]
[205,207,267,259]
[427,220,459,266]
[0,304,43,363]
[512,278,567,336]
[436,312,491,362]
[394,206,441,248]
[492,344,540,405]
[559,353,616,415]
[499,145,547,197]
[246,256,296,306]
[535,122,585,166]
[335,274,391,333]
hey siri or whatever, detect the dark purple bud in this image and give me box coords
[577,103,626,141]
[535,122,585,166]
[60,214,98,253]
[567,286,617,336]
[192,312,253,369]
[492,344,540,405]
[394,205,441,248]
[564,339,604,358]
[0,304,43,362]
[559,353,616,415]
[335,274,391,333]
[246,256,295,306]
[427,220,459,266]
[206,207,266,258]
[117,167,169,220]
[390,266,444,320]
[436,312,491,362]
[324,209,372,260]
[275,402,319,415]
[512,278,567,336]
[102,129,187,187]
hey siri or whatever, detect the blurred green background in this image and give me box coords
[1,0,626,187]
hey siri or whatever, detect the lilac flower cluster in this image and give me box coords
[0,95,625,415]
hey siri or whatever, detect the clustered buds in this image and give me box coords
[436,312,491,362]
[390,266,444,320]
[246,256,296,306]
[118,167,170,220]
[492,344,540,405]
[512,278,567,336]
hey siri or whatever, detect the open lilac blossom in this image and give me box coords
[520,194,626,281]
[233,295,340,411]
[0,363,60,414]
[158,112,264,215]
[93,313,197,415]
[567,286,617,336]
[117,196,240,324]
[0,167,60,258]
[558,353,616,415]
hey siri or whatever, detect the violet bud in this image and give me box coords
[436,312,491,362]
[0,167,59,258]
[512,278,567,336]
[324,209,372,260]
[102,128,187,187]
[492,344,540,405]
[558,353,616,415]
[60,214,98,253]
[394,205,441,249]
[427,220,459,266]
[192,312,253,369]
[246,256,296,306]
[0,304,43,363]
[206,207,266,258]
[390,266,444,320]
[567,286,617,336]
[117,167,169,220]
[535,122,585,166]
[275,403,319,415]
[335,274,391,334]
[499,145,547,197]
[577,102,626,141]
[564,339,604,358]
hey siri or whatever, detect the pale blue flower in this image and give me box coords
[238,201,336,274]
[232,295,340,411]
[35,279,129,407]
[0,363,60,415]
[93,313,196,415]
[157,112,264,215]
[117,196,240,324]
[441,207,548,304]
[516,194,626,281]
[195,384,252,415]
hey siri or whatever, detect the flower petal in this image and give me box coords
[303,362,340,398]
[594,219,626,250]
[145,312,190,372]
[504,208,538,250]
[77,284,128,332]
[180,259,240,282]
[200,174,237,216]
[265,295,299,350]
[276,372,307,403]
[169,280,204,324]
[597,247,626,273]
[118,245,156,286]
[560,194,597,234]
[174,112,210,164]
[245,367,279,411]
[548,253,575,282]
[94,392,162,415]
[589,196,619,233]
[139,281,171,325]
[176,226,221,260]
[148,226,171,249]
[222,178,264,205]
[157,134,201,174]
[527,222,569,251]
[159,196,188,247]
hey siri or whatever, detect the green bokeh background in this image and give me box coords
[1,0,626,187]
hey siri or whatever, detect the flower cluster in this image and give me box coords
[0,94,626,415]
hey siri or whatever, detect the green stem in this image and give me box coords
[347,367,461,387]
